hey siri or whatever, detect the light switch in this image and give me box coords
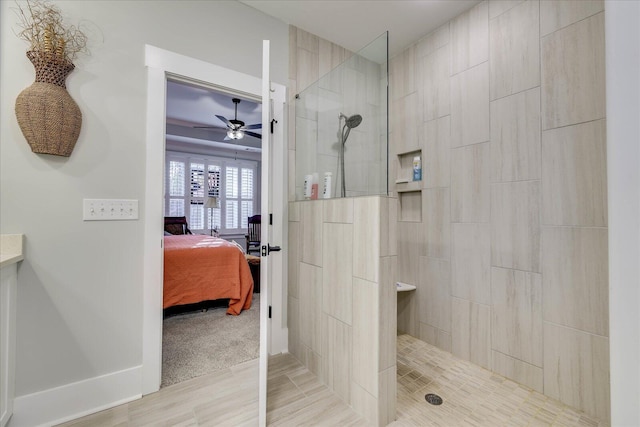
[83,199,139,221]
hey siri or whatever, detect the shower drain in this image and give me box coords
[425,393,443,405]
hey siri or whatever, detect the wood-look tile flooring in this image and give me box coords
[58,357,261,427]
[57,354,366,427]
[392,334,609,427]
[59,334,609,427]
[265,353,367,427]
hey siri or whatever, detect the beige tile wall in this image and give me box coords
[389,0,609,422]
[288,197,396,426]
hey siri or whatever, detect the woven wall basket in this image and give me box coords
[15,51,82,157]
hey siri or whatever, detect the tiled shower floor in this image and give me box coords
[393,334,609,427]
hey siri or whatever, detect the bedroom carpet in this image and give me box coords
[161,297,260,387]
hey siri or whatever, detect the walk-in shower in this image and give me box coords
[294,31,388,200]
[338,113,363,197]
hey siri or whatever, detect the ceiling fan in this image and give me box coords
[194,97,261,140]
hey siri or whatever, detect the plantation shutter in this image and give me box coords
[207,164,221,230]
[240,167,254,229]
[164,152,256,234]
[167,159,186,216]
[225,166,239,229]
[189,162,205,230]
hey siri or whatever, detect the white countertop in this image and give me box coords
[0,234,24,268]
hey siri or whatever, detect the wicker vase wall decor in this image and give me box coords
[15,50,82,157]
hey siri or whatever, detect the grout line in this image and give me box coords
[487,0,526,22]
[449,59,490,79]
[542,320,610,340]
[490,85,541,104]
[491,348,543,370]
[541,117,607,133]
[540,224,608,230]
[490,176,543,185]
[490,179,541,186]
[490,265,540,275]
[450,221,491,225]
[540,9,605,40]
[450,140,491,150]
[538,0,546,390]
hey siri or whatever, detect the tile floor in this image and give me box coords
[266,353,367,426]
[392,334,609,427]
[58,357,261,427]
[58,334,609,426]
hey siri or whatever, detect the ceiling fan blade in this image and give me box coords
[193,125,218,129]
[215,115,232,127]
[243,123,262,130]
[244,131,262,139]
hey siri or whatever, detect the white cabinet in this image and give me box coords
[0,266,17,427]
[0,235,22,427]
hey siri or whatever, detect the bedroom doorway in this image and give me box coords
[160,79,263,389]
[143,44,287,426]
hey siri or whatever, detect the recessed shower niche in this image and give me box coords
[396,149,422,222]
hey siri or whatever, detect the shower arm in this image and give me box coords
[337,115,345,198]
[340,123,351,197]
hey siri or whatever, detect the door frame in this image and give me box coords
[142,45,287,395]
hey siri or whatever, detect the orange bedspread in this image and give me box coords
[163,235,253,315]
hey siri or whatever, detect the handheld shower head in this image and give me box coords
[339,113,363,129]
[336,113,363,198]
[345,114,362,129]
[340,114,362,145]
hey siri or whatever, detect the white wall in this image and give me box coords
[605,1,640,425]
[0,0,287,409]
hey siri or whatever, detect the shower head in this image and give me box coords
[339,113,363,146]
[337,113,363,197]
[345,114,362,129]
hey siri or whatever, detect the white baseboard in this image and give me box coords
[8,365,142,427]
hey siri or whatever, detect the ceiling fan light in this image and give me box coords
[227,129,244,140]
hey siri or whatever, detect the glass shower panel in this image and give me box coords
[295,32,388,200]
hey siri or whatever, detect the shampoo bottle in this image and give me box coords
[413,155,422,181]
[311,173,319,200]
[304,174,312,199]
[322,172,333,199]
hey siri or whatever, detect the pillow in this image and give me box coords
[165,224,183,235]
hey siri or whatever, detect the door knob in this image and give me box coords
[261,244,281,256]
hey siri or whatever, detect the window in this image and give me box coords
[167,160,186,216]
[207,164,221,230]
[165,152,257,235]
[189,162,205,229]
[224,166,255,229]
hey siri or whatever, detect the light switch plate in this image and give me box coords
[83,199,139,221]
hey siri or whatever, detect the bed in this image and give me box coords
[163,234,254,315]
